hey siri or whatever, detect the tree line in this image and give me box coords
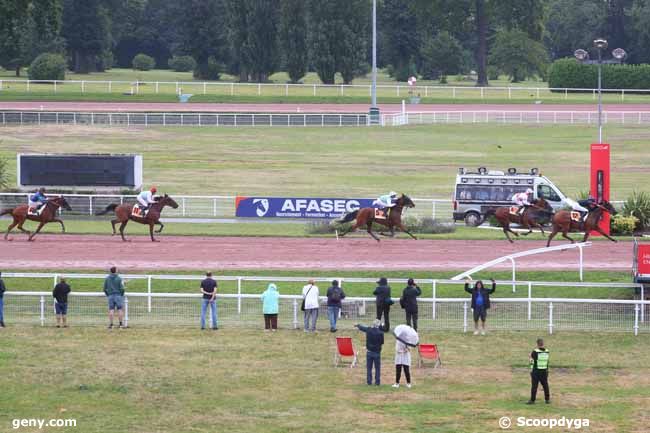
[1,0,649,86]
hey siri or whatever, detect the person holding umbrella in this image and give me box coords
[392,324,419,389]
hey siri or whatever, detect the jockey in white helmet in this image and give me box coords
[512,188,534,215]
[373,191,399,209]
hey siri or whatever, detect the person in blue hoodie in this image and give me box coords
[261,283,279,331]
[464,277,496,335]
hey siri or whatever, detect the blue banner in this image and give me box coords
[235,196,375,218]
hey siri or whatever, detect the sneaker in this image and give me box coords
[406,383,412,389]
[392,383,400,388]
[526,400,535,405]
[480,330,486,336]
[473,330,479,335]
[56,325,61,328]
[108,324,113,329]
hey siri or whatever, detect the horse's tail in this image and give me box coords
[335,210,359,224]
[96,203,118,216]
[0,208,13,217]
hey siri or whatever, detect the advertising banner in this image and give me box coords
[235,196,374,218]
[637,245,650,275]
[590,143,610,235]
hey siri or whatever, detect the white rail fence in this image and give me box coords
[1,79,649,101]
[0,193,453,220]
[3,273,647,334]
[382,111,650,126]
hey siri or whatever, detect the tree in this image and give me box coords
[545,0,607,60]
[180,0,227,80]
[0,0,30,75]
[20,0,65,69]
[62,0,110,73]
[380,0,420,81]
[241,0,280,82]
[28,52,66,80]
[630,0,650,63]
[489,29,549,82]
[308,0,338,84]
[279,0,308,83]
[419,31,464,82]
[337,0,369,84]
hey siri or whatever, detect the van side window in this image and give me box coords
[537,185,561,201]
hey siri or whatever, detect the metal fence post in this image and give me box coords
[528,282,532,320]
[89,196,93,216]
[147,276,152,313]
[641,285,645,323]
[40,295,45,326]
[462,301,468,333]
[510,257,516,292]
[213,198,217,217]
[634,303,639,336]
[432,201,436,219]
[124,296,129,328]
[53,274,59,287]
[293,298,298,329]
[237,278,242,315]
[548,302,553,334]
[579,244,584,281]
[432,280,437,320]
[182,198,186,217]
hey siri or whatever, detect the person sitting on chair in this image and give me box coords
[136,186,158,216]
[28,187,48,214]
[512,188,533,215]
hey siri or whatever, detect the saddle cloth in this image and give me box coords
[570,211,581,222]
[509,206,520,216]
[132,206,146,218]
[28,207,42,216]
[374,208,387,219]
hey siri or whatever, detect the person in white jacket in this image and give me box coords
[302,279,320,332]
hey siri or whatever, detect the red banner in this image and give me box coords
[638,245,650,275]
[590,143,610,235]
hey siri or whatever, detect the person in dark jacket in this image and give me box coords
[356,319,385,385]
[527,338,551,404]
[53,277,71,328]
[401,278,422,331]
[0,271,6,328]
[104,266,125,329]
[464,277,496,335]
[373,277,392,332]
[326,280,346,332]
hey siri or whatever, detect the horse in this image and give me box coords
[546,200,617,247]
[335,194,417,241]
[1,196,72,241]
[490,197,554,243]
[96,194,179,242]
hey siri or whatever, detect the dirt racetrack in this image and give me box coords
[0,235,632,272]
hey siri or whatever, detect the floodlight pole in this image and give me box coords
[369,0,380,124]
[597,47,603,143]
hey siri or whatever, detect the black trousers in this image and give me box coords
[530,370,550,402]
[376,304,390,332]
[263,314,278,330]
[405,311,418,331]
[396,365,411,384]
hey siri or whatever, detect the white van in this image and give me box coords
[453,167,570,226]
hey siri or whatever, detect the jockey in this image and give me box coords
[373,191,399,209]
[28,187,48,213]
[137,187,158,214]
[567,195,598,221]
[512,188,533,215]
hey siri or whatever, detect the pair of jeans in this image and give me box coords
[200,299,217,329]
[327,306,340,330]
[366,351,381,385]
[0,297,3,323]
[304,308,318,331]
[405,311,418,331]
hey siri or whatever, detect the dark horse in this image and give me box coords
[546,200,617,247]
[336,194,417,241]
[96,194,179,242]
[1,196,72,241]
[491,197,554,243]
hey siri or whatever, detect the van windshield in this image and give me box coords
[537,184,561,202]
[456,185,529,202]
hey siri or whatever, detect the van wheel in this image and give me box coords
[464,212,482,227]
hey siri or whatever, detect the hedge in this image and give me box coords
[168,56,196,72]
[28,53,66,81]
[548,58,650,91]
[132,53,155,71]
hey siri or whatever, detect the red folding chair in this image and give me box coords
[418,343,442,368]
[334,336,358,368]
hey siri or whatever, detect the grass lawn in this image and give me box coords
[0,327,647,433]
[1,124,649,200]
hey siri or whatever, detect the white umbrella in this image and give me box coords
[393,324,419,347]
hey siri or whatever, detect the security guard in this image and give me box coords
[527,338,550,404]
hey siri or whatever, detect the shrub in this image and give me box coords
[28,53,66,81]
[0,156,8,189]
[168,55,196,72]
[132,53,155,71]
[611,215,638,235]
[548,58,650,91]
[305,217,455,235]
[622,191,650,230]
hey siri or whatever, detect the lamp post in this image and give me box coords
[369,0,380,124]
[574,39,626,143]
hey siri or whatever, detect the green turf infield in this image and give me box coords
[0,327,647,433]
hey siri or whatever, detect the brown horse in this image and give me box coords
[546,200,617,246]
[491,198,554,243]
[1,196,72,241]
[96,194,179,242]
[336,194,417,241]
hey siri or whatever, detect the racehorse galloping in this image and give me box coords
[546,200,617,247]
[336,194,417,241]
[491,197,554,243]
[1,196,72,241]
[96,194,179,242]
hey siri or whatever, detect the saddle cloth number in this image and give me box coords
[132,207,144,217]
[28,207,40,216]
[374,208,387,219]
[570,211,581,222]
[509,206,520,216]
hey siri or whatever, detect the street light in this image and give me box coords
[369,0,380,124]
[574,39,626,143]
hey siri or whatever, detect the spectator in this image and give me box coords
[0,271,6,328]
[527,338,551,405]
[355,319,385,386]
[373,277,392,332]
[401,278,422,331]
[392,338,413,389]
[200,272,218,330]
[302,279,319,332]
[53,277,71,328]
[103,267,125,329]
[326,280,346,333]
[261,283,279,331]
[464,277,496,335]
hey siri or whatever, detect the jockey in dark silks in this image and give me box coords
[28,188,48,214]
[567,195,598,221]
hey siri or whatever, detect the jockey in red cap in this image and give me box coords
[136,187,158,216]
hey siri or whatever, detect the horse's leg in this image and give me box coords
[150,223,159,242]
[593,226,617,243]
[51,218,65,233]
[155,221,164,233]
[110,219,119,235]
[397,223,417,240]
[546,228,559,247]
[28,222,46,241]
[119,221,129,242]
[4,217,20,241]
[561,226,575,243]
[502,221,516,243]
[366,222,380,242]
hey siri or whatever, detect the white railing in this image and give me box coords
[0,111,371,127]
[1,79,649,101]
[382,111,650,126]
[0,193,453,220]
[2,272,646,331]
